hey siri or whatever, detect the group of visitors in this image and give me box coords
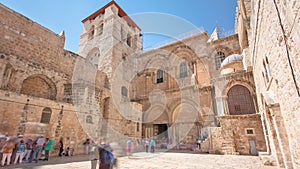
[141,138,155,153]
[57,138,74,157]
[0,135,54,167]
[125,138,156,156]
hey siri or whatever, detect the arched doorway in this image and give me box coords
[143,106,169,144]
[170,102,199,145]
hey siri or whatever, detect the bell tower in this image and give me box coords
[78,1,142,79]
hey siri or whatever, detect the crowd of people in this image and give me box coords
[0,135,158,168]
[0,135,54,167]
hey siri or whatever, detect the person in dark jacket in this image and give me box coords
[98,142,114,169]
[58,139,64,157]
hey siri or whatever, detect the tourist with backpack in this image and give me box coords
[14,139,26,164]
[23,139,33,161]
[98,142,115,169]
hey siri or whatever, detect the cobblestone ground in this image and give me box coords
[1,153,270,169]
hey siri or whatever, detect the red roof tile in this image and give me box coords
[82,1,141,31]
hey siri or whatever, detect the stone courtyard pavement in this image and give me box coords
[1,152,276,169]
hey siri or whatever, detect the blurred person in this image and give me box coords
[14,139,26,164]
[145,139,149,153]
[35,136,45,162]
[29,141,38,163]
[0,136,7,163]
[126,139,133,157]
[83,138,91,155]
[23,138,33,161]
[58,138,64,157]
[43,137,54,161]
[1,140,15,166]
[98,142,114,169]
[90,141,98,169]
[109,141,121,168]
[150,138,155,153]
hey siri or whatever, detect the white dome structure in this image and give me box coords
[220,54,244,75]
[220,54,243,68]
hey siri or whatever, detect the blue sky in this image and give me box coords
[1,0,237,53]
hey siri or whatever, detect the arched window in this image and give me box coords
[89,25,95,39]
[157,69,164,83]
[227,85,255,115]
[40,107,52,124]
[121,86,128,97]
[215,51,225,69]
[127,34,132,47]
[89,52,100,67]
[180,62,188,78]
[97,23,104,35]
[121,25,126,41]
[86,115,93,124]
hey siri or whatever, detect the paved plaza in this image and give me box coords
[1,152,275,169]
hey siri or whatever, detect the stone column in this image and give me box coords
[215,97,223,116]
[252,94,259,113]
[169,124,173,145]
[223,96,230,115]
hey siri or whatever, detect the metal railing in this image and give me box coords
[143,27,205,52]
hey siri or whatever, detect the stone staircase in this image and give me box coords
[221,139,239,155]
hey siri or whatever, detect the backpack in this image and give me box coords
[17,143,25,153]
[99,145,115,164]
[26,142,33,149]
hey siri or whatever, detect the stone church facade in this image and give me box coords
[0,1,299,168]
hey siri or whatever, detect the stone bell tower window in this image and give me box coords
[180,62,188,78]
[89,25,95,39]
[215,51,225,69]
[157,69,164,83]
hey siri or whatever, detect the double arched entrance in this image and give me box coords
[142,101,200,146]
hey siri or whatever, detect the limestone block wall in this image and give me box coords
[0,5,78,75]
[201,127,222,153]
[0,51,81,102]
[202,114,266,155]
[0,90,90,155]
[249,0,300,168]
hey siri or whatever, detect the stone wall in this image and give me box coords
[248,0,300,168]
[202,114,266,155]
[0,5,78,76]
[0,90,90,155]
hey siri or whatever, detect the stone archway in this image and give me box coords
[143,105,169,141]
[227,85,256,115]
[20,74,57,100]
[169,101,199,144]
[222,80,257,115]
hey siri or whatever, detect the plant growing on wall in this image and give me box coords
[244,17,251,29]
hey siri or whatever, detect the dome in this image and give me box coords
[220,54,243,68]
